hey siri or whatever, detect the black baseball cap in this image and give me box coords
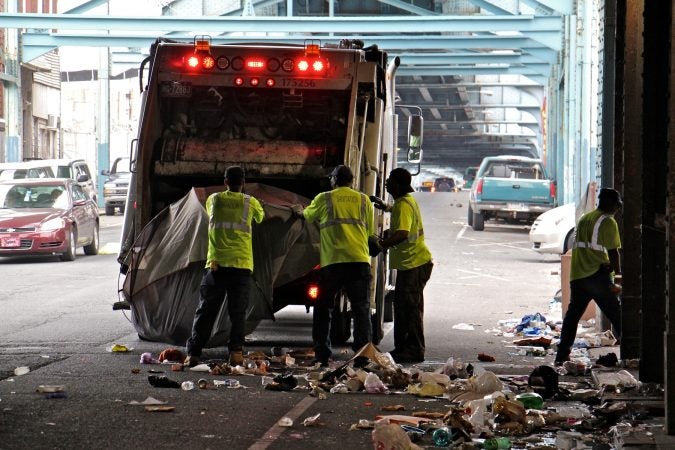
[388,168,415,193]
[598,187,622,206]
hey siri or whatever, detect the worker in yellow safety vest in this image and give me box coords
[184,166,264,367]
[374,167,433,364]
[555,187,623,366]
[293,165,376,367]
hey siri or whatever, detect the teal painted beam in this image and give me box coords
[404,63,551,77]
[397,82,542,88]
[64,0,109,14]
[399,67,547,85]
[0,13,562,34]
[395,52,551,66]
[377,0,440,15]
[224,0,283,16]
[21,32,553,51]
[518,0,556,15]
[521,0,573,15]
[464,0,513,15]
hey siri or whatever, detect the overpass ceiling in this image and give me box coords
[0,0,569,170]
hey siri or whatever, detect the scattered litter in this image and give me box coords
[44,392,67,399]
[131,368,141,374]
[278,417,293,427]
[140,352,160,364]
[265,373,298,391]
[13,366,30,376]
[107,344,132,353]
[302,413,321,427]
[147,375,181,389]
[189,364,211,372]
[372,422,421,450]
[213,379,242,388]
[157,348,185,363]
[364,372,388,394]
[198,379,208,389]
[36,385,65,393]
[128,397,167,406]
[381,405,405,412]
[452,323,475,330]
[144,405,175,412]
[477,352,495,362]
[181,381,195,391]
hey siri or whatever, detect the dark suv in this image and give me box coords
[433,177,456,192]
[101,157,130,216]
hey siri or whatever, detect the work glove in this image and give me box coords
[290,204,305,219]
[368,235,383,257]
[369,196,387,211]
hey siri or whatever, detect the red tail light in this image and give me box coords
[187,56,199,68]
[297,59,310,72]
[312,59,325,72]
[202,55,215,70]
[476,178,484,195]
[549,181,556,200]
[307,284,319,301]
[246,58,265,70]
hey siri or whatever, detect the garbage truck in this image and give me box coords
[116,37,423,347]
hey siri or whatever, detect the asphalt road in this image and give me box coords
[0,192,564,449]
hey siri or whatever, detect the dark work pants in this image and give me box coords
[313,262,372,362]
[186,268,251,357]
[556,267,622,361]
[393,261,433,357]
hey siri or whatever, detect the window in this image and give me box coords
[72,184,87,202]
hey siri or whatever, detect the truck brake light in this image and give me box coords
[476,178,484,195]
[549,181,556,199]
[246,58,265,70]
[307,284,319,300]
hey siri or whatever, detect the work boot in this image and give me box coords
[183,355,200,368]
[229,350,244,366]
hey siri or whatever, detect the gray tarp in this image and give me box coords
[122,184,319,346]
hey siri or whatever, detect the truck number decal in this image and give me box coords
[281,79,317,88]
[160,82,192,97]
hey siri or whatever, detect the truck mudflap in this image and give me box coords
[121,184,319,346]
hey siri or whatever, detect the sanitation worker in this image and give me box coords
[184,166,264,367]
[373,167,433,364]
[555,187,623,366]
[293,165,376,367]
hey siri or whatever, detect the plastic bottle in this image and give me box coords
[515,392,544,409]
[482,437,512,450]
[181,381,195,391]
[432,427,452,447]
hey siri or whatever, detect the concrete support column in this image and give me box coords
[619,0,643,361]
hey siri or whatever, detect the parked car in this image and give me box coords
[0,178,99,261]
[0,161,55,180]
[418,180,434,192]
[39,159,98,204]
[529,202,576,254]
[433,177,457,192]
[101,157,130,216]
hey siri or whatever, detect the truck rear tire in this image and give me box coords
[467,206,474,226]
[472,211,485,231]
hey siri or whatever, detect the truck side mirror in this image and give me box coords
[407,114,423,164]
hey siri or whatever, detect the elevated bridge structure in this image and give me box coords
[0,0,583,198]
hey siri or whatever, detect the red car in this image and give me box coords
[0,178,99,261]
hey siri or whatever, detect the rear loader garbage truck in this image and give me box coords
[115,37,422,348]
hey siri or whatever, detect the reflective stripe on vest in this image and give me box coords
[400,197,424,242]
[209,193,252,233]
[574,214,609,252]
[319,191,368,230]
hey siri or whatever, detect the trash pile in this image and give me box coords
[114,338,663,449]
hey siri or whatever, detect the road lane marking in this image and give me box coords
[455,225,467,242]
[456,268,510,282]
[248,396,318,450]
